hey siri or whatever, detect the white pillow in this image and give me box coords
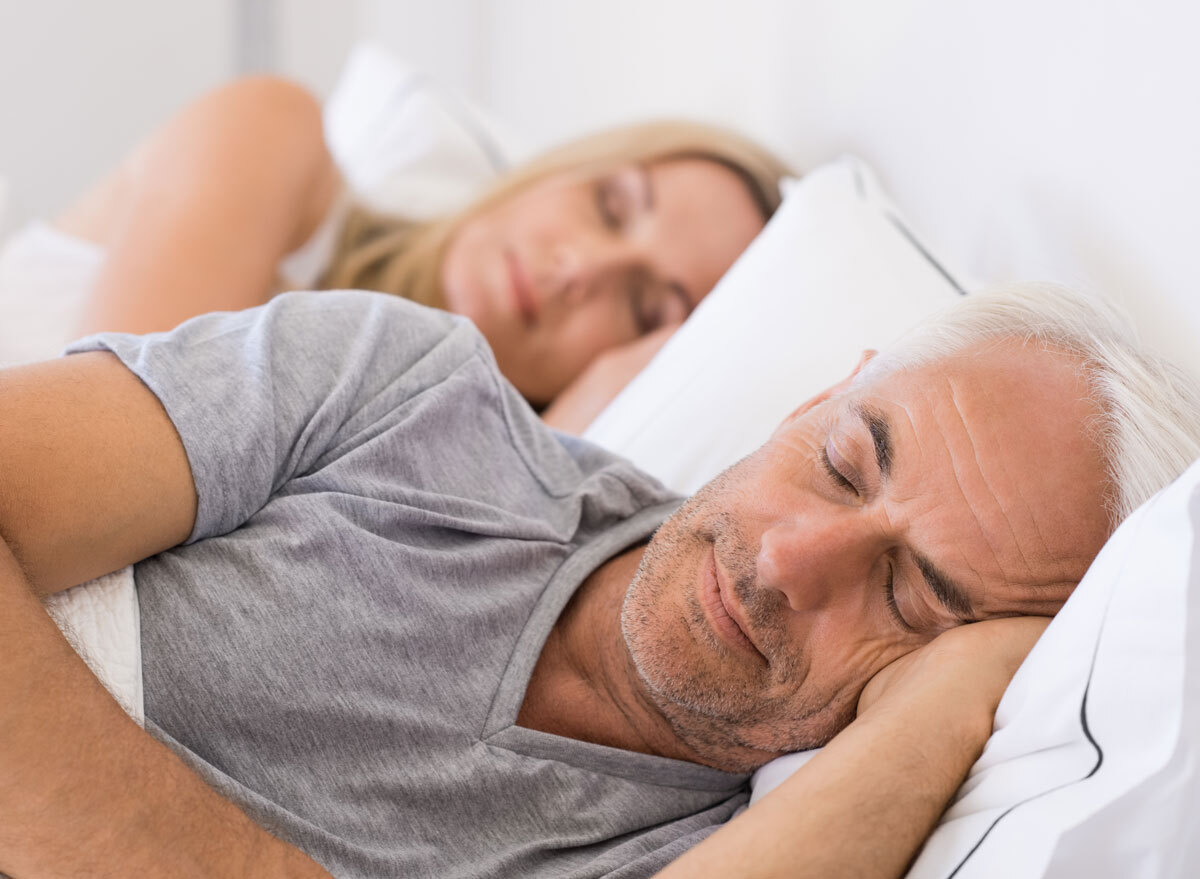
[609,155,1200,876]
[323,43,524,220]
[583,156,967,494]
[903,457,1200,877]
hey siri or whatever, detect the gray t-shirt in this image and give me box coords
[68,291,749,878]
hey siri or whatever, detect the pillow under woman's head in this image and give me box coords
[583,155,966,493]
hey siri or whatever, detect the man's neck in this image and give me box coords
[516,544,709,766]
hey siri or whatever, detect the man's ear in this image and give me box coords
[773,350,877,431]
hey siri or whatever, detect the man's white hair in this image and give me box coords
[855,282,1200,529]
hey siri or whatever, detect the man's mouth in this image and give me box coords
[700,545,767,665]
[505,250,538,327]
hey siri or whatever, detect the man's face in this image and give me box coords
[621,341,1112,771]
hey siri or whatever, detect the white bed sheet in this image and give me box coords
[0,220,103,369]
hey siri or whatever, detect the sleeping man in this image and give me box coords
[2,284,1198,878]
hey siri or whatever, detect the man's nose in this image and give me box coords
[756,516,879,613]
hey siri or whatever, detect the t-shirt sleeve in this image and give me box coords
[65,290,479,543]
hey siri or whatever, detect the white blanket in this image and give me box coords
[0,221,145,723]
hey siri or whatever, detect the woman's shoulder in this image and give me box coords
[148,75,326,157]
[58,76,339,251]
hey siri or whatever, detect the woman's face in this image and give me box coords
[439,157,767,404]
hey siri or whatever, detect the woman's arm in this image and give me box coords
[64,76,340,337]
[655,618,1049,879]
[0,353,333,877]
[541,322,681,433]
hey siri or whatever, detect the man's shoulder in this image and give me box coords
[269,288,466,340]
[254,289,485,379]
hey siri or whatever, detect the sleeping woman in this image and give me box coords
[50,76,790,432]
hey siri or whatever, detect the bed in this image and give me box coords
[4,3,1200,873]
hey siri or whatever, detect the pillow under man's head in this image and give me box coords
[620,283,1200,772]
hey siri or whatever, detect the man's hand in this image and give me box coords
[857,616,1051,730]
[655,617,1051,879]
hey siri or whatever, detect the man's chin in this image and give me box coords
[619,481,859,769]
[623,621,852,768]
[624,622,862,769]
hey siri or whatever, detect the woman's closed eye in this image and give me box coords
[595,165,652,231]
[595,177,625,229]
[630,279,690,334]
[595,171,637,229]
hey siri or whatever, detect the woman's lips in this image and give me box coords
[505,250,538,327]
[699,545,767,665]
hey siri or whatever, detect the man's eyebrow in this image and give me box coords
[851,402,893,480]
[912,551,975,621]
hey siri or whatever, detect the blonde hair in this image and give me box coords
[321,120,792,304]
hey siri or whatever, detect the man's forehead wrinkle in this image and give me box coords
[954,359,1098,602]
[948,375,1045,586]
[894,375,1013,621]
[941,377,1022,582]
[976,373,1069,582]
[869,372,1068,621]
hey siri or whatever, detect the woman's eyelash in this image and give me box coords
[595,179,622,228]
[821,447,857,493]
[628,279,653,333]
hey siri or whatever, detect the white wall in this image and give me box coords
[0,0,495,236]
[472,0,1200,374]
[0,0,365,236]
[4,0,1198,371]
[358,0,488,101]
[0,0,236,234]
[272,0,362,97]
[484,0,796,155]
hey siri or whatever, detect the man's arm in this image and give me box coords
[0,353,195,594]
[0,354,331,877]
[655,618,1049,879]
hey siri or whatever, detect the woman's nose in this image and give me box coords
[756,516,877,613]
[550,236,639,304]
